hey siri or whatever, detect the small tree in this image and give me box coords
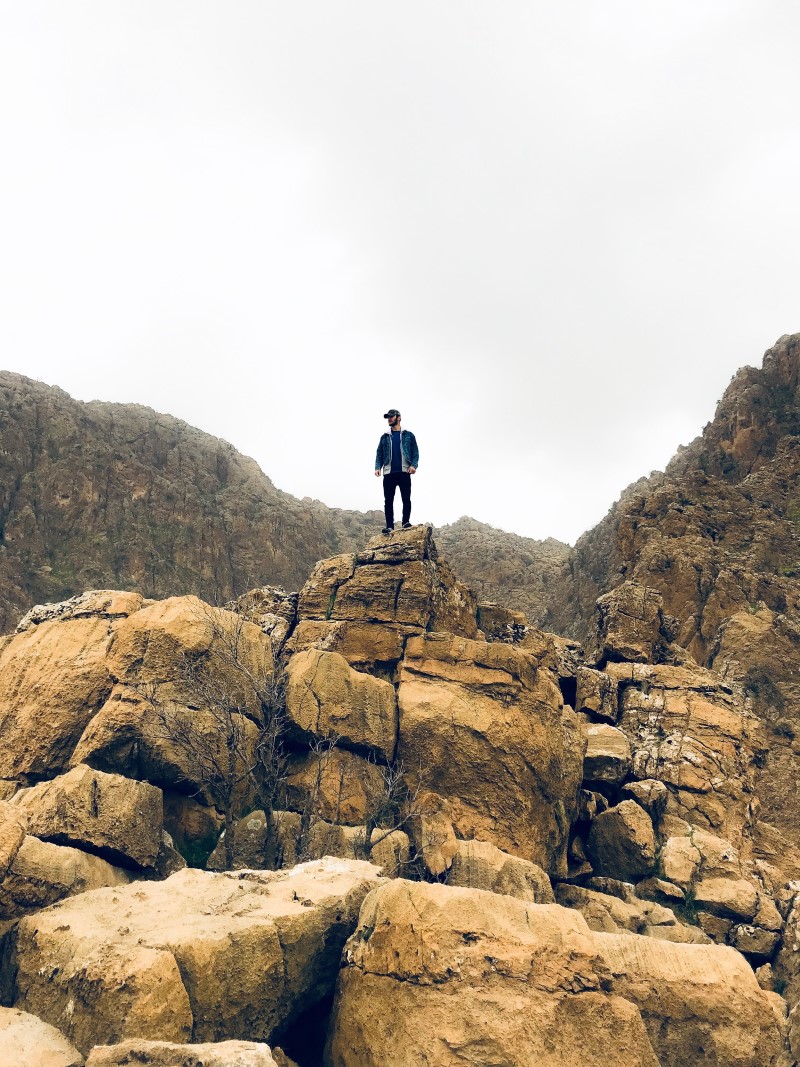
[132,603,288,871]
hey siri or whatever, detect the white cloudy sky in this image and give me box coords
[1,2,799,544]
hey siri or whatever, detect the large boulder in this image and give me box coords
[285,648,397,760]
[594,931,784,1065]
[11,765,163,870]
[7,859,382,1056]
[592,583,669,666]
[85,1039,279,1066]
[283,748,387,826]
[326,880,661,1067]
[586,800,657,882]
[0,835,131,921]
[0,1006,83,1067]
[446,839,554,903]
[327,880,783,1066]
[397,632,583,876]
[72,597,272,808]
[582,722,632,786]
[0,591,143,781]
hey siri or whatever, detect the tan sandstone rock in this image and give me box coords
[594,931,783,1065]
[583,722,632,785]
[0,592,141,780]
[326,879,661,1067]
[446,838,555,903]
[587,800,656,882]
[0,835,131,920]
[0,800,26,877]
[8,859,382,1056]
[397,632,584,875]
[592,582,667,665]
[283,748,387,826]
[85,1039,278,1065]
[0,1006,83,1067]
[285,648,397,760]
[11,764,163,870]
[608,662,765,845]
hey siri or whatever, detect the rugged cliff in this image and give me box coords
[0,372,381,633]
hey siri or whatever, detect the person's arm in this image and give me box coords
[408,432,419,472]
[375,436,385,476]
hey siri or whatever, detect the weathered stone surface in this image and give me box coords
[0,1006,83,1067]
[11,765,163,870]
[659,833,702,889]
[728,924,781,961]
[285,649,397,760]
[0,800,26,877]
[85,1039,278,1066]
[0,835,131,920]
[576,665,618,722]
[608,662,765,845]
[554,883,699,942]
[72,598,270,809]
[298,526,478,642]
[594,930,784,1065]
[476,602,529,642]
[592,583,667,666]
[407,790,458,877]
[286,620,409,678]
[620,779,669,821]
[327,880,661,1066]
[446,839,554,903]
[397,632,584,876]
[283,748,386,826]
[587,800,656,882]
[583,722,631,785]
[0,597,127,780]
[693,876,760,922]
[8,859,382,1056]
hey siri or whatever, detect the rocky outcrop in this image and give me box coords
[326,879,783,1066]
[5,859,382,1056]
[11,766,163,870]
[396,631,584,876]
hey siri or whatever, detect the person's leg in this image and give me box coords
[383,473,398,528]
[399,472,412,526]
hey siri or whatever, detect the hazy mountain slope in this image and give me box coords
[0,372,381,632]
[435,516,569,628]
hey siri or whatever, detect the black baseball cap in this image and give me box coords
[383,408,401,418]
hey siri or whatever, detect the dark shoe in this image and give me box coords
[382,526,394,535]
[402,522,412,529]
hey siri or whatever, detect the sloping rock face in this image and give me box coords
[397,631,583,876]
[326,879,783,1067]
[0,371,380,635]
[4,859,382,1056]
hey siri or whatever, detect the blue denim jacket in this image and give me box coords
[375,429,419,474]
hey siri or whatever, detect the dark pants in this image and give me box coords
[383,472,411,527]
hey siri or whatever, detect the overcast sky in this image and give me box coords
[1,2,798,544]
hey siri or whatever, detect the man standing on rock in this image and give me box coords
[375,408,419,534]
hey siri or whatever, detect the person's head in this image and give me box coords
[383,408,401,429]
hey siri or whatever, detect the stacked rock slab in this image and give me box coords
[326,879,783,1066]
[288,524,478,678]
[4,859,382,1056]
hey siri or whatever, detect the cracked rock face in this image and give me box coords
[396,631,584,877]
[326,879,783,1067]
[5,859,383,1057]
